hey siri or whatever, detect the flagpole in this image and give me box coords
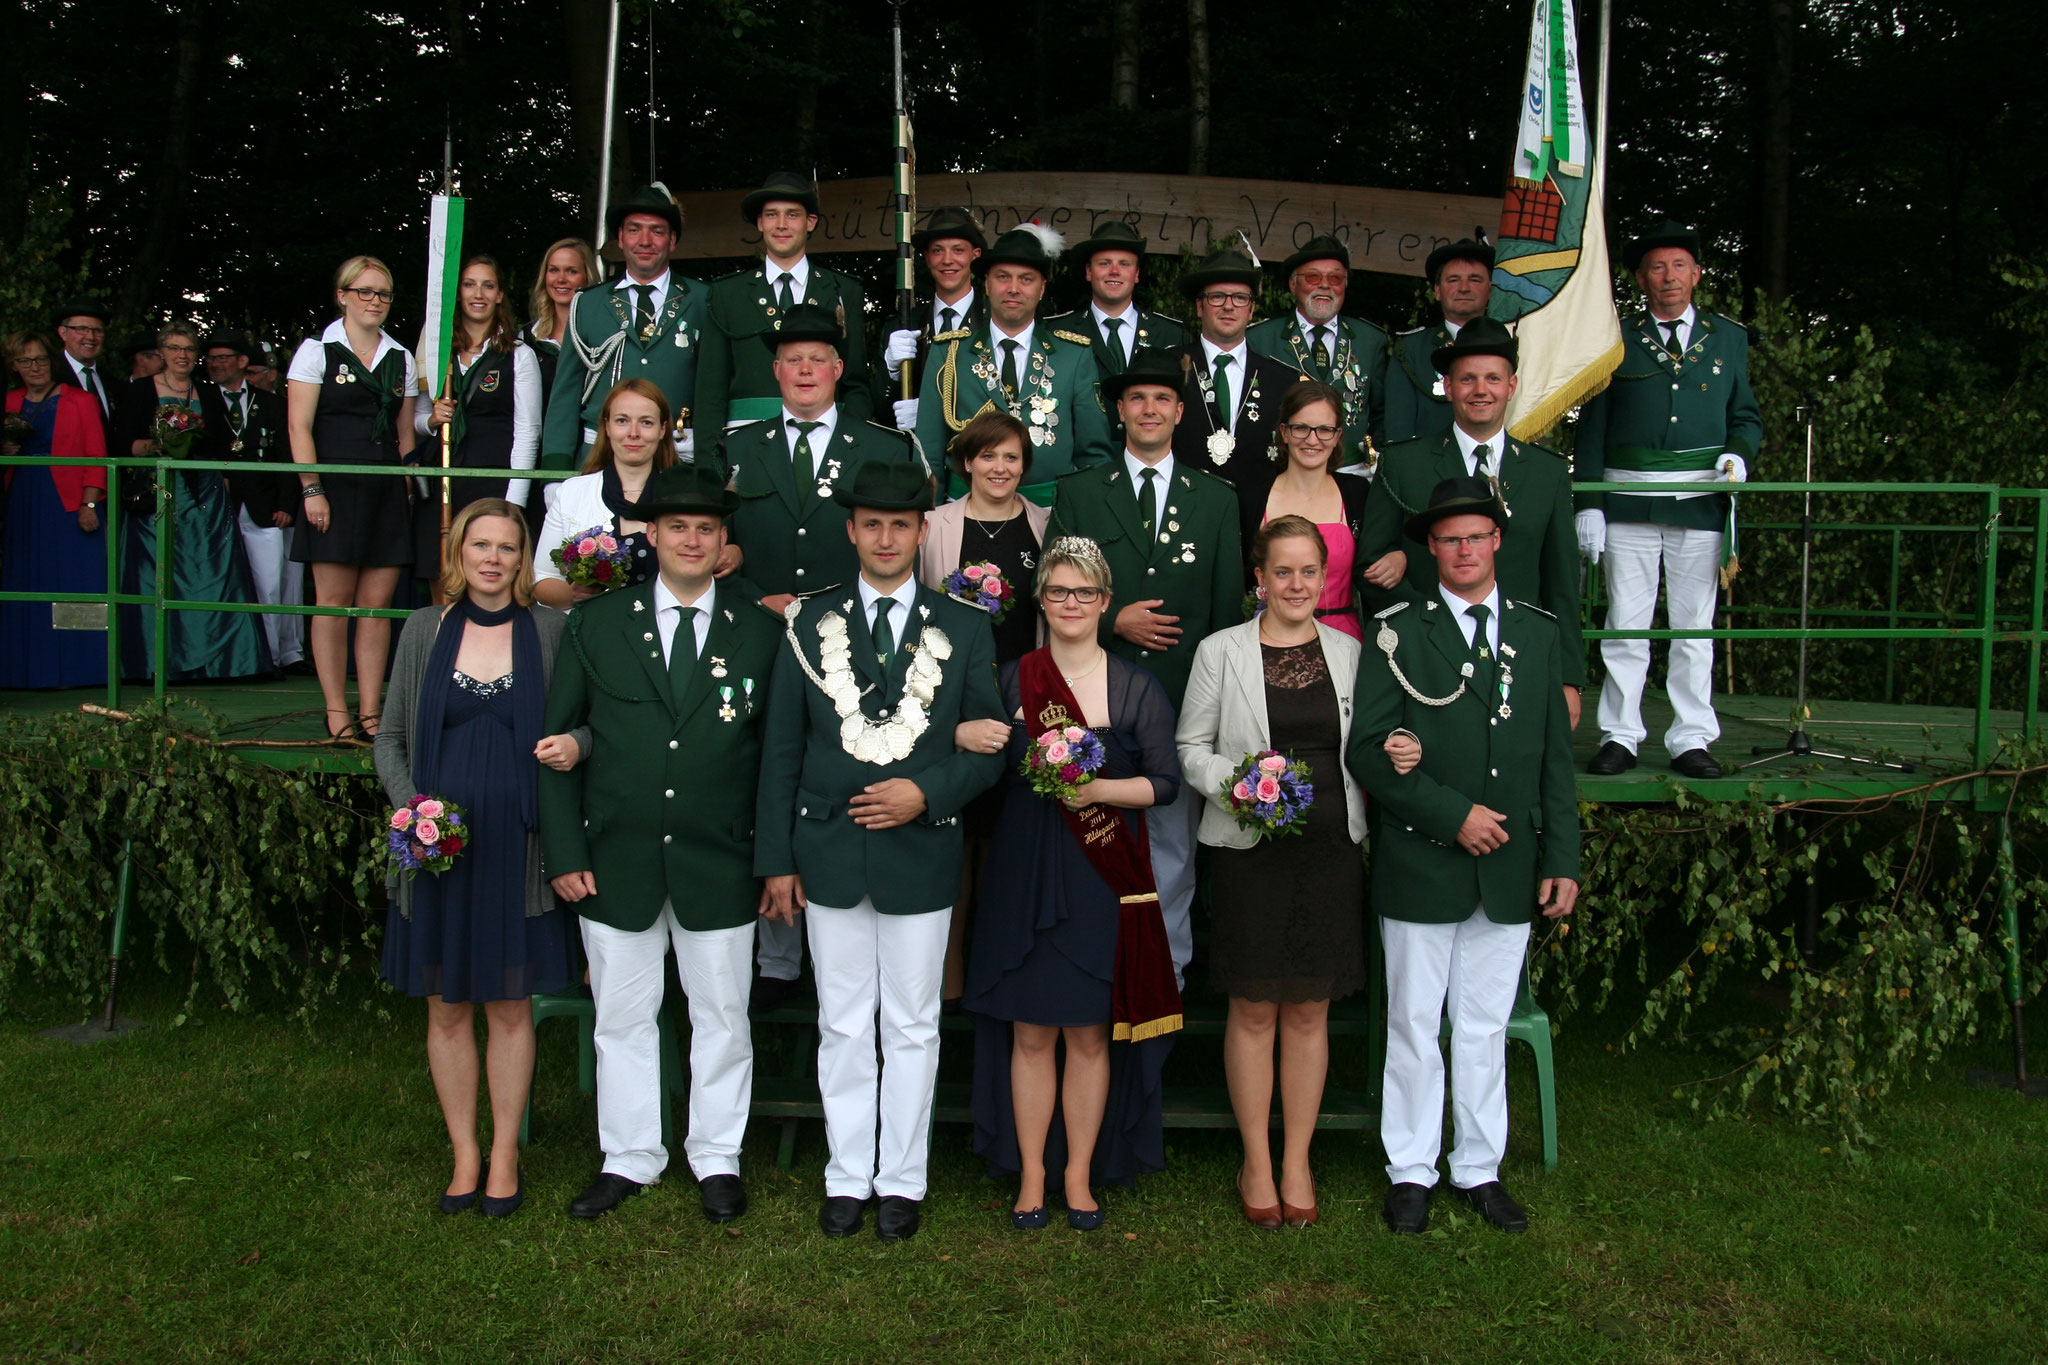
[1594,0,1612,170]
[439,135,456,566]
[593,0,621,250]
[891,0,917,400]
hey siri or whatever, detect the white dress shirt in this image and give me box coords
[1123,448,1177,496]
[1648,305,1696,353]
[65,353,110,415]
[655,576,715,665]
[781,404,839,480]
[765,256,811,302]
[614,269,674,319]
[1092,301,1139,356]
[931,290,976,334]
[1440,581,1503,653]
[989,320,1036,378]
[1444,317,1466,340]
[856,573,919,647]
[1199,335,1250,431]
[1451,423,1507,479]
[1295,311,1341,356]
[410,342,544,506]
[288,319,419,392]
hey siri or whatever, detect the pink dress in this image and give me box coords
[1313,521,1363,639]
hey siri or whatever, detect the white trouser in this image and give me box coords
[236,507,304,666]
[1381,909,1532,1190]
[756,914,803,982]
[1146,779,1200,986]
[580,907,755,1184]
[1596,520,1723,757]
[805,898,951,1200]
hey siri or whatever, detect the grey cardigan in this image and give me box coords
[373,603,583,920]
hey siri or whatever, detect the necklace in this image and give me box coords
[1058,649,1104,685]
[965,506,1019,541]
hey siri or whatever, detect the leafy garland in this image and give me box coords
[0,703,384,1024]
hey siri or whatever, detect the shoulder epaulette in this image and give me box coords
[931,328,972,342]
[1512,600,1557,619]
[1394,325,1427,338]
[864,419,914,439]
[1374,601,1411,619]
[1188,465,1235,490]
[1041,310,1082,325]
[1052,329,1091,347]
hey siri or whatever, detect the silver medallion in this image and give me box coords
[1205,430,1236,463]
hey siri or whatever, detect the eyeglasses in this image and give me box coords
[1041,586,1104,605]
[1430,533,1497,550]
[1293,271,1347,288]
[13,354,51,366]
[1201,292,1254,308]
[60,323,105,337]
[347,287,396,304]
[162,344,198,355]
[1283,422,1340,442]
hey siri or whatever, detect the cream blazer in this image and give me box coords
[1176,618,1367,849]
[919,496,1052,645]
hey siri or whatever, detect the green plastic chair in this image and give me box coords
[523,990,683,1149]
[1438,960,1557,1172]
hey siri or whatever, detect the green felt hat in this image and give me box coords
[912,205,988,252]
[1402,475,1507,544]
[759,301,844,353]
[628,464,736,520]
[974,224,1064,276]
[833,460,937,513]
[51,295,111,328]
[1067,219,1149,266]
[1099,347,1187,404]
[1178,246,1261,300]
[606,184,683,239]
[1430,317,1519,376]
[740,171,821,224]
[1425,237,1495,283]
[1279,235,1351,276]
[1622,219,1702,272]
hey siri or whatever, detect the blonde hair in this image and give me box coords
[440,497,536,605]
[528,238,600,340]
[578,379,679,476]
[1253,513,1328,569]
[1033,535,1114,597]
[333,254,394,302]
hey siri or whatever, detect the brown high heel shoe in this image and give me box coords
[1236,1167,1282,1230]
[1282,1172,1318,1227]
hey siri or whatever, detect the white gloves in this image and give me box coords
[883,329,921,368]
[673,428,696,464]
[1576,508,1607,563]
[1719,453,1748,483]
[892,398,920,431]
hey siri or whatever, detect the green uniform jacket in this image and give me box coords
[706,417,921,599]
[1246,313,1390,460]
[539,580,783,933]
[1382,320,1457,447]
[1357,431,1587,687]
[540,276,709,471]
[870,293,989,413]
[694,263,874,437]
[916,324,1113,488]
[754,586,1005,913]
[1041,307,1188,381]
[1345,596,1580,924]
[1575,309,1763,530]
[1046,460,1243,711]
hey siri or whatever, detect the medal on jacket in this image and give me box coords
[1206,430,1235,463]
[719,686,736,722]
[709,655,728,678]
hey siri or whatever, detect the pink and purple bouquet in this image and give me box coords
[153,407,205,458]
[944,561,1017,624]
[550,524,631,591]
[386,794,468,878]
[1021,723,1108,802]
[1222,750,1315,839]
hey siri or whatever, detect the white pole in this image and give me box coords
[593,0,622,251]
[1595,0,1612,168]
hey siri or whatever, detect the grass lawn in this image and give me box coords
[2,961,2044,1365]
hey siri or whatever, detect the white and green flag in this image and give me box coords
[1491,0,1621,440]
[416,194,466,400]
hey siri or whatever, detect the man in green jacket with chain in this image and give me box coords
[755,461,1004,1244]
[1347,476,1579,1238]
[1041,220,1187,382]
[540,464,782,1226]
[1383,238,1495,447]
[1577,221,1761,780]
[1246,234,1389,472]
[539,184,709,486]
[696,171,873,439]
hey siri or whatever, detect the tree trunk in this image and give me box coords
[1111,0,1140,113]
[1758,0,1798,299]
[1186,0,1210,176]
[118,1,207,321]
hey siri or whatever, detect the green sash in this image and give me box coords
[1604,444,1737,565]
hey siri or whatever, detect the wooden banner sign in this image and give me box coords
[666,172,1501,278]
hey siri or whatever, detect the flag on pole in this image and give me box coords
[1490,0,1621,441]
[417,194,466,400]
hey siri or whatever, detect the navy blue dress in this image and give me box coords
[0,395,108,689]
[380,670,575,1003]
[964,653,1181,1187]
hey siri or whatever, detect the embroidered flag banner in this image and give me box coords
[417,194,466,401]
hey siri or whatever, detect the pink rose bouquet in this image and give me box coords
[1221,750,1314,839]
[550,524,632,591]
[386,793,468,878]
[1020,722,1108,802]
[944,561,1017,624]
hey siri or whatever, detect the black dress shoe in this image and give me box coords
[1587,741,1637,775]
[1455,1181,1529,1233]
[750,974,801,1014]
[568,1172,646,1220]
[1384,1181,1431,1235]
[1669,747,1724,779]
[819,1195,867,1237]
[699,1174,747,1223]
[480,1163,524,1219]
[875,1195,922,1242]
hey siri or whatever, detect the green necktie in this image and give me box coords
[776,272,795,309]
[1311,325,1332,375]
[633,284,655,336]
[668,605,698,710]
[80,364,101,404]
[872,598,895,669]
[1466,602,1493,665]
[1000,339,1020,400]
[940,306,958,334]
[226,390,245,435]
[1103,316,1126,370]
[1472,441,1492,479]
[1662,320,1683,361]
[1212,354,1234,429]
[791,420,821,494]
[1138,466,1159,537]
